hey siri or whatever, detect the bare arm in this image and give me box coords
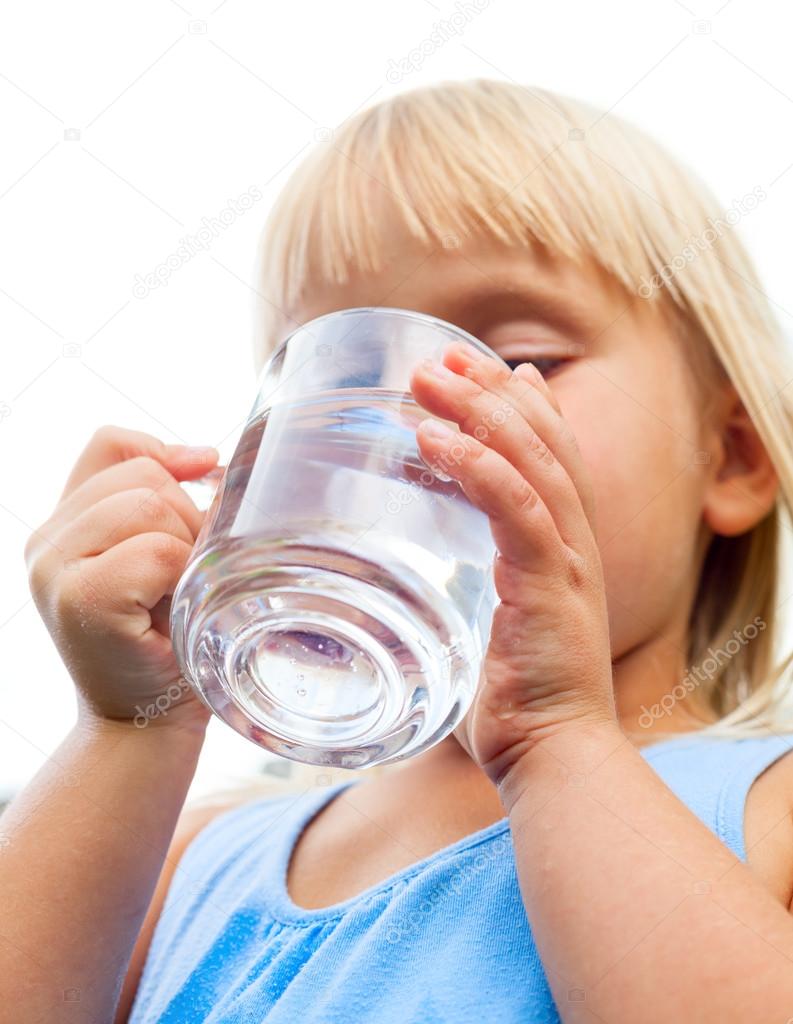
[0,715,205,1023]
[5,425,221,1023]
[500,724,793,1024]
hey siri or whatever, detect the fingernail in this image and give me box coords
[419,418,455,440]
[184,446,218,458]
[462,344,488,361]
[515,363,540,382]
[421,359,456,380]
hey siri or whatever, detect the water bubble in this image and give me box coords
[297,673,304,681]
[297,687,307,697]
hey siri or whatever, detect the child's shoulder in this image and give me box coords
[176,783,305,856]
[172,794,254,857]
[641,729,793,907]
[743,737,793,906]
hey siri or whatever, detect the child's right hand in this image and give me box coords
[24,425,220,730]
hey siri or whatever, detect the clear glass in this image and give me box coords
[170,307,504,769]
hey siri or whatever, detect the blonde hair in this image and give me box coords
[251,78,793,738]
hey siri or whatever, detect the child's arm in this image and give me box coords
[0,715,205,1022]
[411,348,793,1023]
[502,724,793,1022]
[1,426,219,1023]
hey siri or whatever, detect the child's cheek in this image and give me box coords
[563,380,704,659]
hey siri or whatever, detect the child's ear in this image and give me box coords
[702,385,778,536]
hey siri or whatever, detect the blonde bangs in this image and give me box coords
[255,79,753,356]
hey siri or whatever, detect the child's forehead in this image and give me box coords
[298,233,634,333]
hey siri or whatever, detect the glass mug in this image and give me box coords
[170,307,506,769]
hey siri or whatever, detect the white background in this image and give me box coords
[2,0,792,800]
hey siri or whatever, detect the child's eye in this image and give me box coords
[502,356,566,378]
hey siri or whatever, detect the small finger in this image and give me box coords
[55,489,195,559]
[78,532,195,614]
[411,355,592,545]
[513,361,562,415]
[53,458,208,539]
[414,345,595,531]
[416,417,562,568]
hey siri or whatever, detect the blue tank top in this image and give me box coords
[128,732,793,1023]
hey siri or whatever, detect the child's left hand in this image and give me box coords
[409,343,618,796]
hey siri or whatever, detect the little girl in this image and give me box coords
[11,79,793,1023]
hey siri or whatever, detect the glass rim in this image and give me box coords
[270,305,505,365]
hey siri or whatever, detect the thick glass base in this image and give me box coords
[171,538,482,768]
